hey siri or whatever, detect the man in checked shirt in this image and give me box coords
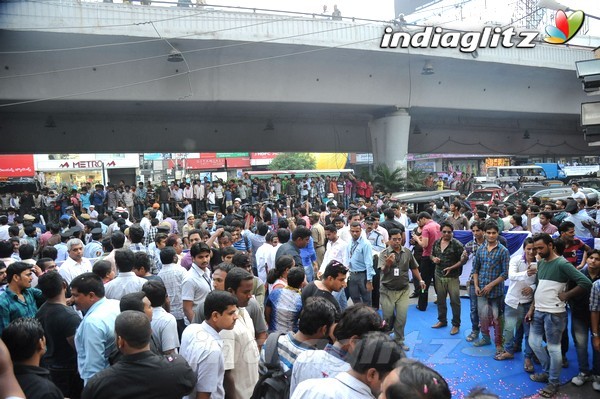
[472,220,509,352]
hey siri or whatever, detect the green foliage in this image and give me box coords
[268,153,316,170]
[372,164,428,192]
[405,168,427,191]
[373,164,404,193]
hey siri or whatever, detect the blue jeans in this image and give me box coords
[477,296,504,346]
[529,311,567,384]
[348,271,372,306]
[468,283,480,334]
[304,265,315,283]
[571,313,593,374]
[503,302,532,358]
[333,289,348,311]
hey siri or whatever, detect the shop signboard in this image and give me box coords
[217,152,249,158]
[176,158,225,170]
[0,154,35,177]
[413,161,436,172]
[35,154,140,170]
[226,157,251,168]
[355,153,373,164]
[250,152,279,160]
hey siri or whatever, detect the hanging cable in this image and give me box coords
[0,36,380,108]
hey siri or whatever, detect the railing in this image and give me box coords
[0,0,595,70]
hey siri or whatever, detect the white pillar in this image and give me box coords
[369,109,411,173]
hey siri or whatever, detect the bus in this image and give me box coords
[245,169,355,180]
[486,165,547,185]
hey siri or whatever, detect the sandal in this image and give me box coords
[494,351,514,361]
[539,383,559,398]
[530,373,549,383]
[524,359,534,373]
[466,331,479,342]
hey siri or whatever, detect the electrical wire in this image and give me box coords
[4,0,390,32]
[0,21,373,80]
[417,137,598,155]
[0,36,380,108]
[0,13,304,53]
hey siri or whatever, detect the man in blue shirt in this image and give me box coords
[0,262,43,334]
[346,221,374,307]
[71,272,120,385]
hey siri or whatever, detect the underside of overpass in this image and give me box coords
[0,99,589,156]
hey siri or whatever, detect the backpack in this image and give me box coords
[250,332,291,399]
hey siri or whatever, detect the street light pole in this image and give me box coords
[97,160,106,187]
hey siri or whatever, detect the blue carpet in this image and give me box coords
[399,298,582,398]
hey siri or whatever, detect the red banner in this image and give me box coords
[184,158,225,170]
[226,157,251,168]
[0,154,35,177]
[199,153,217,159]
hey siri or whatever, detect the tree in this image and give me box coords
[373,164,403,193]
[372,164,428,192]
[269,153,316,170]
[405,168,428,191]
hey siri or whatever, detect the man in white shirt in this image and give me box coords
[291,305,384,395]
[291,331,403,399]
[180,290,238,399]
[571,182,587,205]
[157,247,187,337]
[142,279,180,355]
[193,182,205,213]
[255,232,279,284]
[182,243,213,324]
[337,213,366,244]
[221,268,260,399]
[105,249,147,300]
[565,199,596,239]
[319,224,348,277]
[59,238,92,284]
[0,215,9,241]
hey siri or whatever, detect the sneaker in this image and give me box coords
[592,375,600,391]
[571,372,592,386]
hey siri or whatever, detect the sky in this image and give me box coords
[208,0,600,36]
[209,0,396,22]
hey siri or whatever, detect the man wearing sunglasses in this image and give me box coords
[431,223,466,336]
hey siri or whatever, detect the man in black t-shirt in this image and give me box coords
[379,208,405,236]
[36,271,83,399]
[301,261,348,318]
[2,318,64,399]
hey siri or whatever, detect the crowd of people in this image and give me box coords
[0,173,598,398]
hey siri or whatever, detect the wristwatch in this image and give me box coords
[593,332,600,338]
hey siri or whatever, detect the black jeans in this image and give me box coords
[49,367,83,399]
[417,256,435,311]
[371,255,381,310]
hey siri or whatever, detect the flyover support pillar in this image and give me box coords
[369,109,411,173]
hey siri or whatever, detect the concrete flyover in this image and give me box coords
[0,0,597,169]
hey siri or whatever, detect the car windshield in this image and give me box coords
[468,192,492,201]
[505,189,538,203]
